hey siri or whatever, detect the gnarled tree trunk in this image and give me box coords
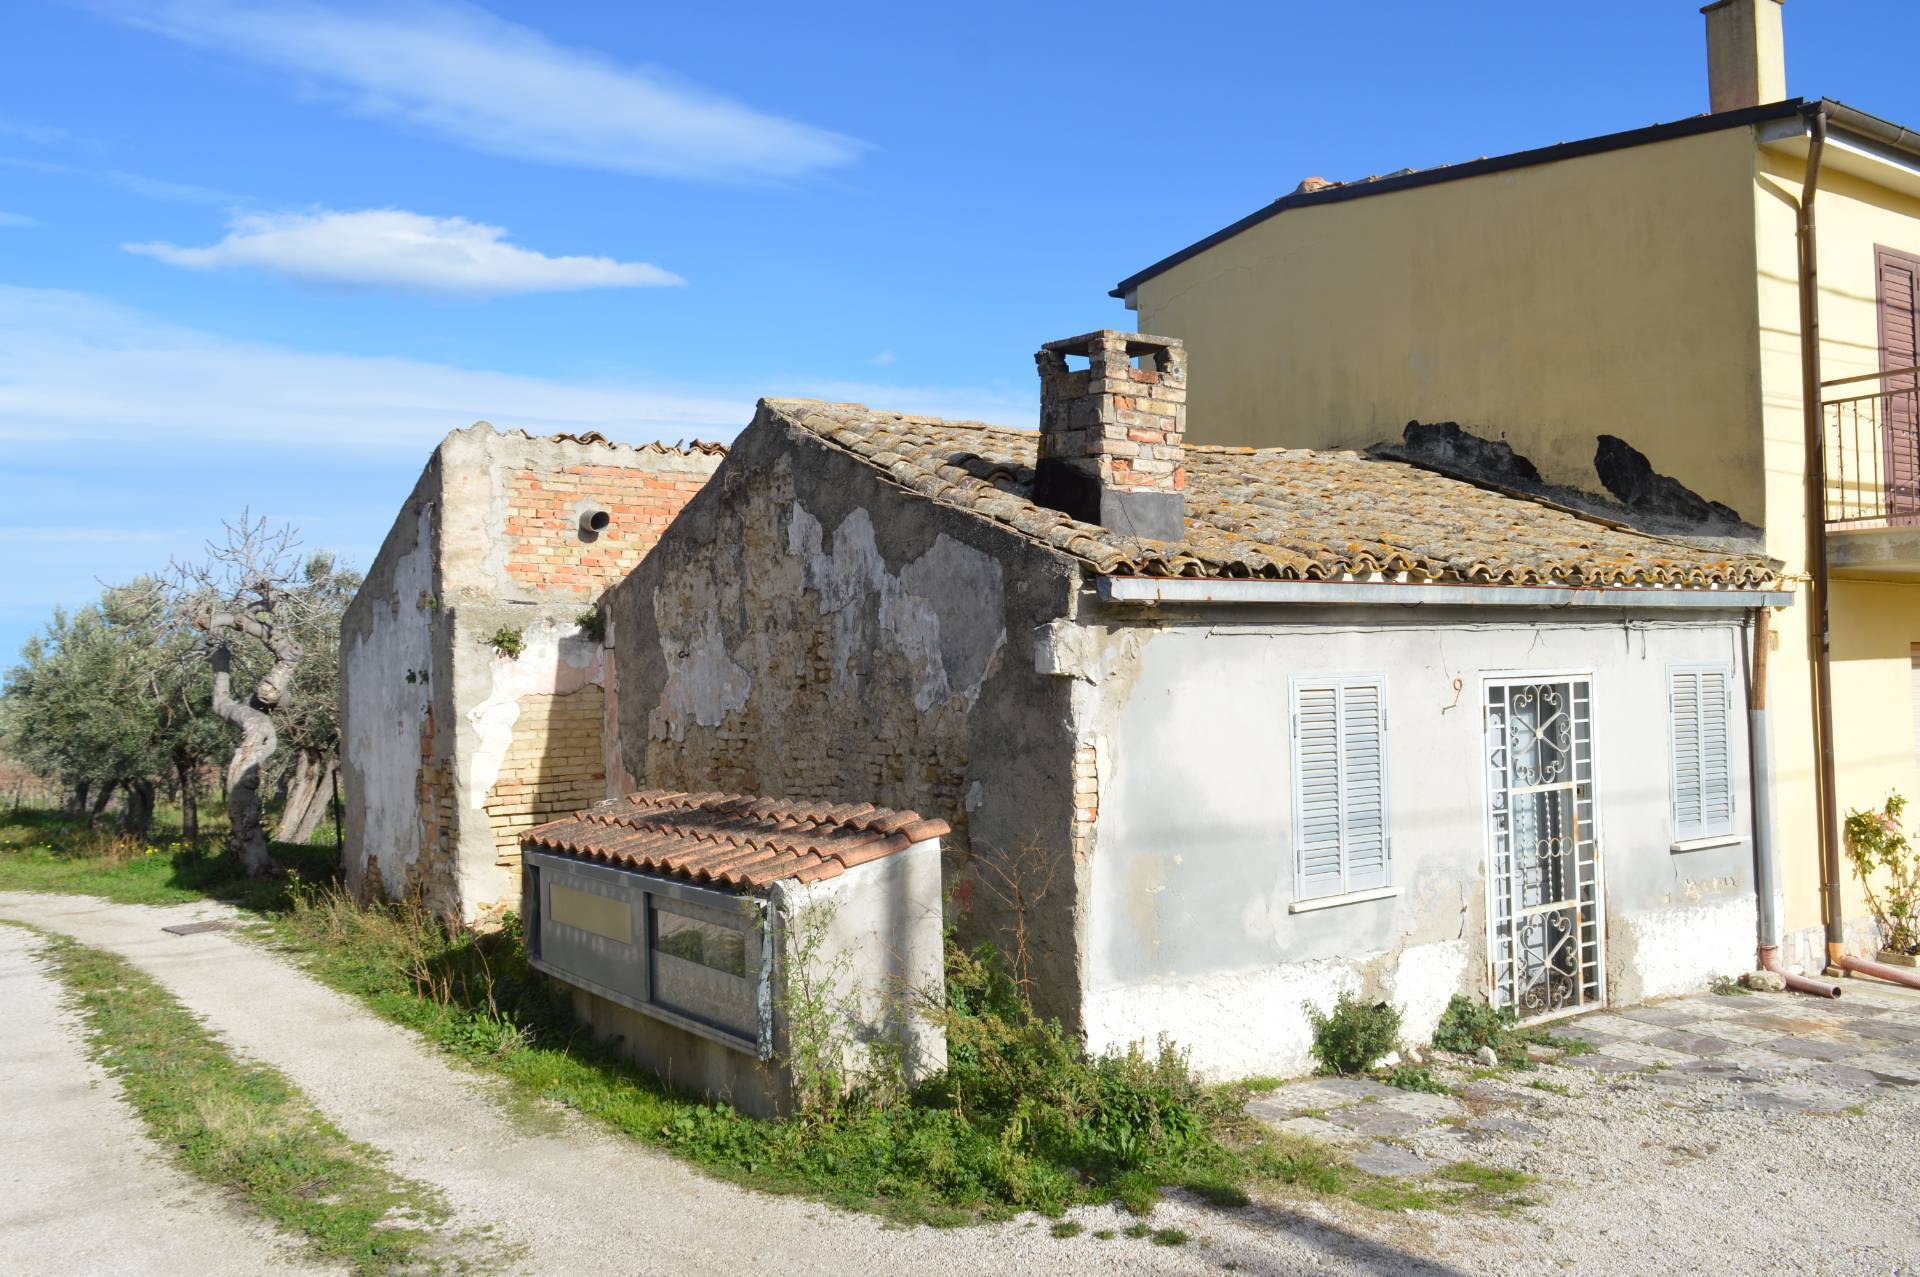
[275,748,332,844]
[119,778,156,839]
[211,644,280,877]
[175,755,200,846]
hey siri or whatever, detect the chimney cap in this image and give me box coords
[1039,328,1183,358]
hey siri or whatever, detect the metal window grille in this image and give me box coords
[1484,677,1604,1021]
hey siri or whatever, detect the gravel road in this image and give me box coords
[4,890,1917,1277]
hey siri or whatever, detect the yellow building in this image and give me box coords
[1115,0,1920,976]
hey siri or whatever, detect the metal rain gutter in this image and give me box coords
[1096,578,1794,610]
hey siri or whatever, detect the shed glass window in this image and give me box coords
[1669,664,1735,841]
[1290,675,1390,899]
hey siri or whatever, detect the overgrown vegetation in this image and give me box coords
[574,609,605,643]
[1845,792,1920,955]
[258,882,1537,1224]
[0,818,1540,1227]
[1305,993,1400,1076]
[483,627,525,659]
[1379,1063,1451,1095]
[1429,994,1583,1069]
[10,923,481,1275]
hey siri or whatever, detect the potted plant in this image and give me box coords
[1844,793,1920,966]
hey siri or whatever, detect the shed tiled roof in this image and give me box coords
[768,399,1775,589]
[522,790,950,890]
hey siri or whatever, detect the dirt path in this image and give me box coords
[0,924,344,1277]
[7,889,1918,1277]
[0,892,1459,1277]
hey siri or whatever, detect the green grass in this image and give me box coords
[1,810,1542,1229]
[1527,1079,1572,1096]
[1050,1220,1083,1238]
[0,809,336,910]
[8,922,487,1275]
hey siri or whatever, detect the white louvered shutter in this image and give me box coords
[1671,666,1734,841]
[1292,677,1390,898]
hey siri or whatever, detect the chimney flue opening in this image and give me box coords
[1032,329,1188,542]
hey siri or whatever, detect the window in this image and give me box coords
[1669,664,1735,842]
[1290,675,1390,899]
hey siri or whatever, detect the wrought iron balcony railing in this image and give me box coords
[1824,364,1920,529]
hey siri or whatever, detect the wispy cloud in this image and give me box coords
[0,154,244,205]
[103,1,868,183]
[0,287,1031,455]
[0,211,37,228]
[871,350,896,367]
[126,208,685,297]
[0,119,68,145]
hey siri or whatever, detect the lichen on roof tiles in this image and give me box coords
[522,789,951,891]
[764,398,1775,589]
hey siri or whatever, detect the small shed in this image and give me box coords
[521,790,948,1116]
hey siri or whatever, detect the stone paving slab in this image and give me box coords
[1246,979,1920,1180]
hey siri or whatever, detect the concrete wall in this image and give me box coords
[1130,125,1769,523]
[602,404,1095,1024]
[1073,605,1758,1079]
[560,840,946,1119]
[341,423,724,923]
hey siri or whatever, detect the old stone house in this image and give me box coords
[597,331,1790,1076]
[340,422,723,922]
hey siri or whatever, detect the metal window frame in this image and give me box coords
[1477,669,1609,1023]
[1668,662,1738,843]
[525,849,776,1058]
[1288,672,1392,902]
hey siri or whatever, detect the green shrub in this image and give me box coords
[1379,1064,1450,1094]
[1431,994,1510,1054]
[1304,993,1400,1076]
[484,627,524,658]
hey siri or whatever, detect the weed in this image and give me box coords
[1432,994,1582,1068]
[1092,1229,1116,1240]
[1050,1220,1083,1238]
[1305,993,1400,1075]
[1151,1227,1188,1246]
[1436,1162,1535,1193]
[1239,1075,1287,1093]
[1123,1223,1153,1239]
[483,627,524,659]
[1709,975,1754,997]
[1378,1064,1451,1094]
[1527,1079,1571,1096]
[575,609,605,643]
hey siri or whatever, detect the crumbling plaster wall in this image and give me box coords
[341,458,455,913]
[604,405,1093,1023]
[1071,604,1759,1079]
[342,423,722,925]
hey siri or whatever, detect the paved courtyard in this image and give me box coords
[1248,980,1920,1184]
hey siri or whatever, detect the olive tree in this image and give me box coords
[174,515,352,875]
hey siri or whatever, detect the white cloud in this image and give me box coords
[0,287,1027,455]
[104,1,867,183]
[871,350,896,367]
[0,211,37,228]
[0,119,67,145]
[125,208,685,297]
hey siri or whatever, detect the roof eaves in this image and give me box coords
[1110,98,1810,299]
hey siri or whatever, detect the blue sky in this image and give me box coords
[2,0,1916,660]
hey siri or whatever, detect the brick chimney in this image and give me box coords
[1034,330,1187,541]
[1702,0,1785,113]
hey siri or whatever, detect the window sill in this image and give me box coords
[1290,885,1400,914]
[1670,834,1746,854]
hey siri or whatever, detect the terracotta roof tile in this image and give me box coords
[522,789,950,891]
[763,399,1775,590]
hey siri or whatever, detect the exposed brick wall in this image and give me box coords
[504,465,712,598]
[482,686,608,872]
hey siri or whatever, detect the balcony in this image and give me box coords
[1823,366,1920,579]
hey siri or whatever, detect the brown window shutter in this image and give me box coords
[1877,246,1920,519]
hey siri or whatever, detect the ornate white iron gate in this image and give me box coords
[1485,677,1604,1021]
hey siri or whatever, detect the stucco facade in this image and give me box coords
[1125,101,1920,969]
[602,395,1777,1074]
[340,423,724,923]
